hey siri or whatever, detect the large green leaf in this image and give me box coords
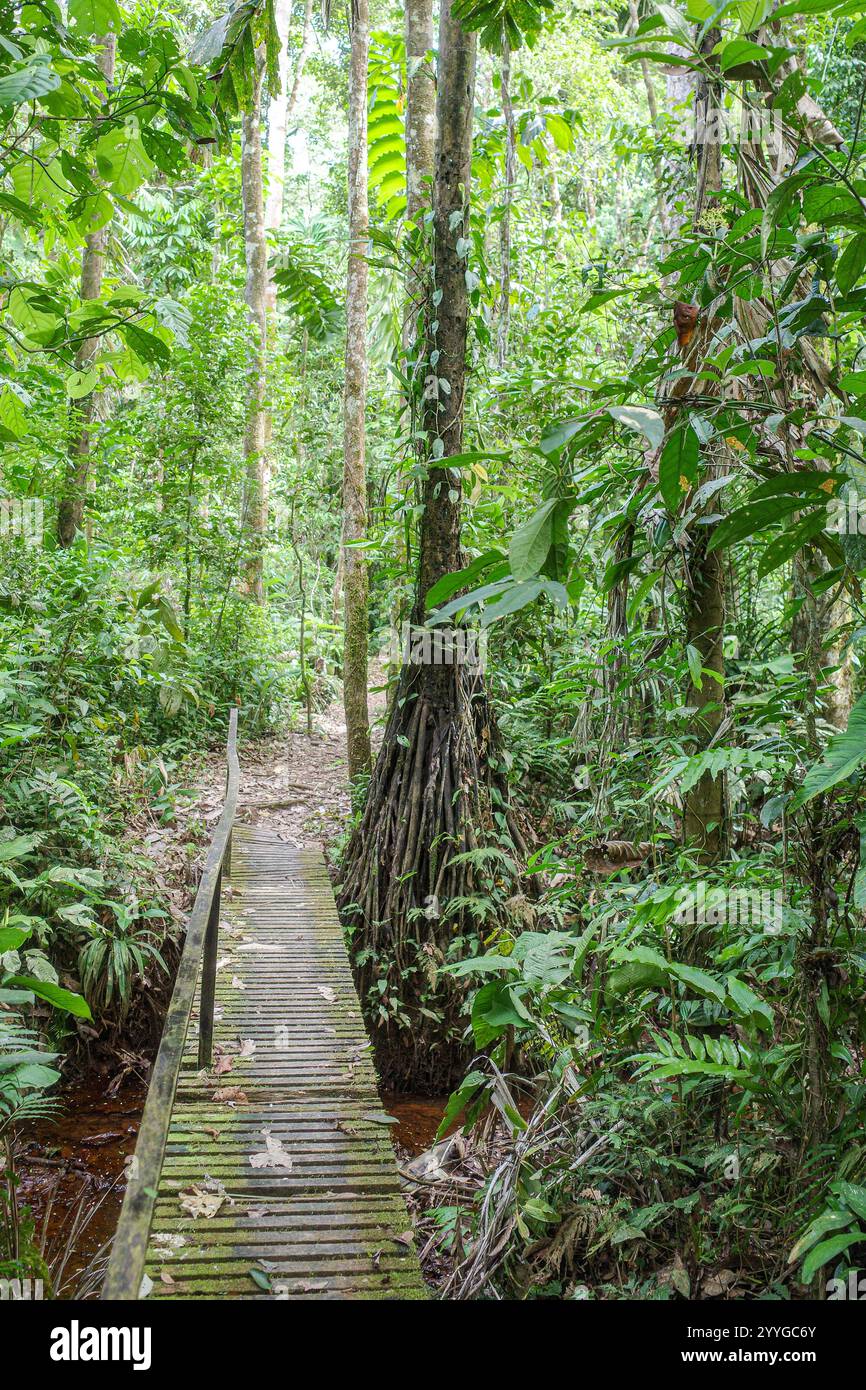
[4,976,92,1020]
[709,495,805,551]
[0,57,60,108]
[802,1231,866,1284]
[0,833,43,863]
[608,404,664,451]
[68,0,123,33]
[659,424,699,512]
[508,499,557,580]
[0,926,32,953]
[790,693,866,809]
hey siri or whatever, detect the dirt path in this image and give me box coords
[190,671,387,857]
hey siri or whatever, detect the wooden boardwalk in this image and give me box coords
[139,826,425,1300]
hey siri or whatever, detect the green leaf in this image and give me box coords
[735,0,772,33]
[802,1232,866,1284]
[762,172,808,257]
[709,495,805,551]
[426,550,505,611]
[659,424,699,511]
[789,1209,853,1264]
[508,499,558,580]
[718,38,771,72]
[668,963,727,1004]
[608,404,665,451]
[0,834,43,863]
[836,1182,866,1223]
[93,123,154,196]
[14,1064,61,1089]
[471,982,532,1047]
[686,643,703,691]
[0,388,28,438]
[4,976,92,1020]
[789,692,866,809]
[0,57,61,108]
[480,578,547,625]
[836,236,866,297]
[0,926,31,953]
[65,369,100,400]
[68,0,123,33]
[540,418,585,454]
[726,975,773,1031]
[436,1070,488,1139]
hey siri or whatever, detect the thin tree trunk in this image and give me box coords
[497,40,516,369]
[241,60,270,605]
[399,0,437,602]
[57,35,116,548]
[341,0,372,783]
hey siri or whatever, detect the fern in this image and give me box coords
[272,240,343,341]
[368,32,406,223]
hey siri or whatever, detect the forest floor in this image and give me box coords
[188,665,388,855]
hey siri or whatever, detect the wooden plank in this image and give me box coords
[139,826,425,1301]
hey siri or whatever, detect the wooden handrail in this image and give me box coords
[102,709,240,1300]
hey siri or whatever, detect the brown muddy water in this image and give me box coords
[13,1080,446,1297]
[13,1076,146,1298]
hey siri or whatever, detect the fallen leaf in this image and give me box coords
[230,976,246,990]
[202,1127,221,1141]
[160,1270,176,1287]
[213,1055,233,1076]
[152,1233,187,1255]
[317,984,337,1003]
[394,1230,414,1247]
[238,1038,256,1058]
[213,1086,248,1103]
[249,1128,293,1171]
[139,1273,153,1299]
[702,1268,737,1297]
[179,1185,225,1219]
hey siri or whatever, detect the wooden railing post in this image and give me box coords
[197,866,222,1071]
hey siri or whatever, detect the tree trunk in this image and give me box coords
[497,40,516,369]
[341,0,372,784]
[397,0,437,612]
[57,35,116,548]
[241,60,270,605]
[405,0,436,230]
[338,0,518,1095]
